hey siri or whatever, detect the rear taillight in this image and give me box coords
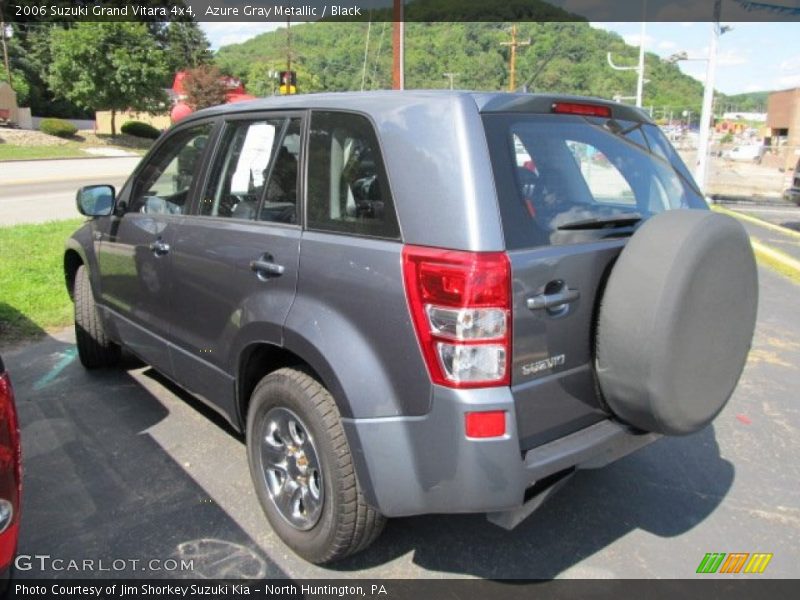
[0,372,21,569]
[551,101,612,118]
[402,245,511,388]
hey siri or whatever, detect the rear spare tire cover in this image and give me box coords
[596,210,757,435]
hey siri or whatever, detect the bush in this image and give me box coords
[39,118,78,138]
[121,120,161,139]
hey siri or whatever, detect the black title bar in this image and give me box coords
[4,0,800,22]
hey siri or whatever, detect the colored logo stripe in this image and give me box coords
[744,553,773,574]
[696,552,773,574]
[720,553,749,574]
[697,553,726,574]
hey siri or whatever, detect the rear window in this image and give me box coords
[484,114,706,249]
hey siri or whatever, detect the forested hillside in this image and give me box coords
[216,21,709,119]
[721,91,770,113]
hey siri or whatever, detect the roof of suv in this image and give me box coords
[185,90,654,125]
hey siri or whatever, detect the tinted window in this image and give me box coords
[484,113,706,248]
[199,119,284,220]
[260,118,301,224]
[129,123,212,215]
[565,140,636,206]
[307,111,399,239]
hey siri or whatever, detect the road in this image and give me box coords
[5,262,799,580]
[0,157,140,225]
[716,202,800,264]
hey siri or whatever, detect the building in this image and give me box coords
[766,88,800,170]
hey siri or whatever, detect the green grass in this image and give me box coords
[0,219,85,344]
[0,144,89,161]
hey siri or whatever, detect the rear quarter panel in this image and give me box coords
[284,231,431,418]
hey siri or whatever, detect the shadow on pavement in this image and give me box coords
[779,220,800,232]
[0,303,48,351]
[10,334,288,580]
[332,426,733,578]
[9,330,735,580]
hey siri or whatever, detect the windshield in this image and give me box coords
[483,113,707,249]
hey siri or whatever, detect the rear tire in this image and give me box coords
[246,368,385,564]
[74,265,120,369]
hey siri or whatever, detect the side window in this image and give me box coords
[129,124,212,215]
[566,140,636,206]
[260,118,301,224]
[199,119,284,220]
[307,111,399,239]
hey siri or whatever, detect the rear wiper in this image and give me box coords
[557,213,642,230]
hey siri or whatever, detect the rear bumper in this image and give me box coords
[343,385,658,518]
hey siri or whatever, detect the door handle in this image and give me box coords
[250,259,285,279]
[527,288,580,310]
[149,239,170,256]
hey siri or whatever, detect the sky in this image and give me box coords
[199,21,800,96]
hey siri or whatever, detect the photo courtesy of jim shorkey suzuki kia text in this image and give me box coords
[13,583,388,596]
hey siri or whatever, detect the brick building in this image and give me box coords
[766,88,800,170]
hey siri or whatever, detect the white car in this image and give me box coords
[723,145,762,162]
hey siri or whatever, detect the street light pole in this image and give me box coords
[695,10,721,193]
[392,0,404,90]
[443,72,459,90]
[607,21,646,108]
[635,21,646,108]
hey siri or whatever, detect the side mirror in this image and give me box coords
[76,185,115,217]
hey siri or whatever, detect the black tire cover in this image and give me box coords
[596,209,758,435]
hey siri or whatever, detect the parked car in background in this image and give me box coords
[783,158,800,205]
[65,91,758,564]
[0,355,21,589]
[723,144,763,162]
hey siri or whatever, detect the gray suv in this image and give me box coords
[65,92,758,563]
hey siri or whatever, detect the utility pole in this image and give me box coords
[392,0,404,90]
[286,17,291,73]
[443,72,459,90]
[500,24,530,92]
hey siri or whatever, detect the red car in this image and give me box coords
[0,355,21,585]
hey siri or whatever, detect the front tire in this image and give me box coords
[74,265,120,369]
[246,368,385,564]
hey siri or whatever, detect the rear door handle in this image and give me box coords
[149,239,170,256]
[250,259,285,279]
[527,288,580,310]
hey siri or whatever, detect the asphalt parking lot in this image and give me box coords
[4,262,799,580]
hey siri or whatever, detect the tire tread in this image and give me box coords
[74,265,120,368]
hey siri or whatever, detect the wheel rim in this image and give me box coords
[258,407,324,531]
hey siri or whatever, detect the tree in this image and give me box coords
[164,22,213,77]
[183,65,228,110]
[48,23,167,135]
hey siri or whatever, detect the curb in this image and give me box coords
[0,154,139,164]
[750,239,800,272]
[1,172,132,187]
[712,205,800,241]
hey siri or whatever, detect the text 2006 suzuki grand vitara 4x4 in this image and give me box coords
[66,92,758,563]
